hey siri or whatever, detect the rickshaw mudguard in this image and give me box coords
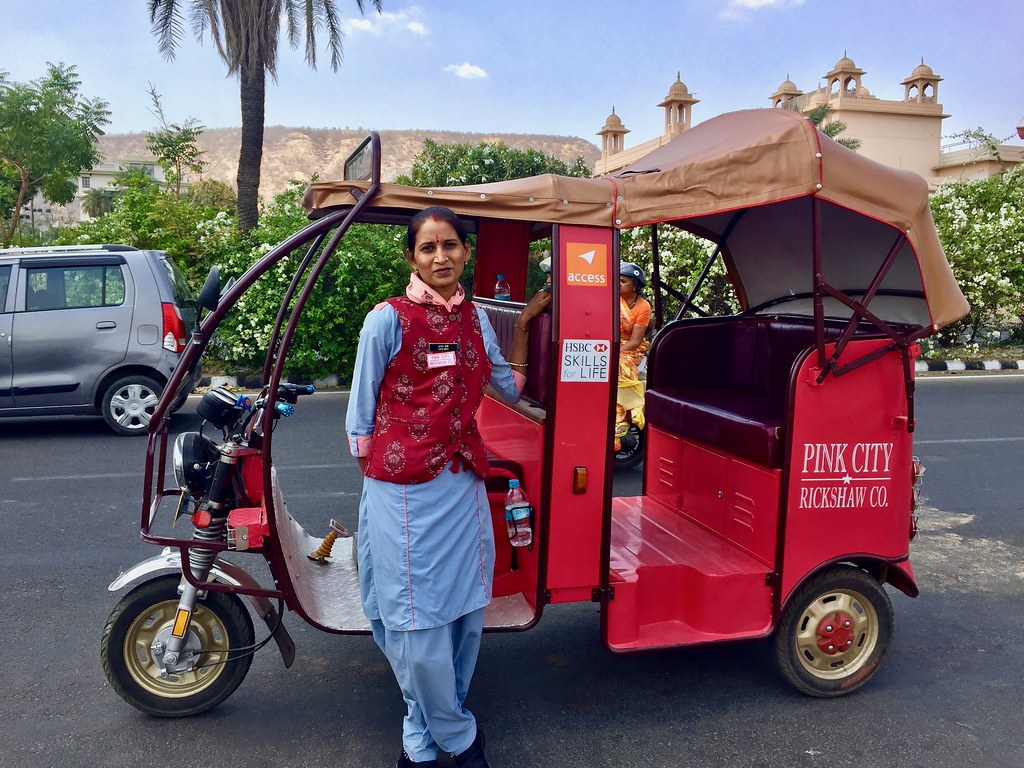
[885,557,919,598]
[108,547,297,668]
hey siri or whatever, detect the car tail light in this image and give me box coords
[162,303,186,352]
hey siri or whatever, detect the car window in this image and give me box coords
[159,255,196,308]
[25,265,126,311]
[0,265,10,310]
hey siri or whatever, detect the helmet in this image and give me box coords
[619,262,646,289]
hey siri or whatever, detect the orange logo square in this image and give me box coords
[565,243,608,287]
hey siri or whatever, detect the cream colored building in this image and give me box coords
[18,157,190,229]
[596,57,1022,188]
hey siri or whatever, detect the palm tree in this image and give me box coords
[82,187,115,218]
[808,104,861,152]
[148,0,381,232]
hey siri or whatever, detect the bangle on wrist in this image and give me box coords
[516,323,529,332]
[509,362,528,370]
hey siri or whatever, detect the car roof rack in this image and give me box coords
[0,244,135,255]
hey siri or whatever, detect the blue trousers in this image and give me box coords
[371,608,484,761]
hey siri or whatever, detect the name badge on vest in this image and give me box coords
[427,342,459,369]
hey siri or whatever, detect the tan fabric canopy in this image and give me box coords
[302,109,968,329]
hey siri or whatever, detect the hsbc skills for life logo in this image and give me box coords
[566,243,607,287]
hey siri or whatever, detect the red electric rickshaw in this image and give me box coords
[101,109,969,716]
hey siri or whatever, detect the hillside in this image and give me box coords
[97,127,601,199]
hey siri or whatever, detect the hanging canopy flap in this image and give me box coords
[302,173,617,228]
[612,109,968,330]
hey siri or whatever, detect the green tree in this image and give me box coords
[930,164,1024,344]
[82,186,115,218]
[808,104,861,151]
[0,63,110,246]
[394,139,592,187]
[145,84,206,197]
[148,0,381,232]
[189,178,237,212]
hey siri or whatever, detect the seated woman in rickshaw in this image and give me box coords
[615,262,650,451]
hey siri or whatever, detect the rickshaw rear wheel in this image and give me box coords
[101,574,255,717]
[774,565,893,697]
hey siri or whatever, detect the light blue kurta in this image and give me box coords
[346,302,520,631]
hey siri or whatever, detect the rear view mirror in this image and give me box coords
[198,266,221,312]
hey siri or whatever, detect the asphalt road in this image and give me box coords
[1,374,1022,768]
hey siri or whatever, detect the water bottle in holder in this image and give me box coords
[494,274,511,301]
[504,479,532,547]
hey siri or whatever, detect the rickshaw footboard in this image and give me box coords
[607,496,773,650]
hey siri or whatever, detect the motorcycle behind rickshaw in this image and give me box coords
[101,109,968,716]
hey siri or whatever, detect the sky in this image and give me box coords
[4,0,1023,153]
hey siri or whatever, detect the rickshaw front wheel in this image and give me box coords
[101,574,255,716]
[774,565,893,697]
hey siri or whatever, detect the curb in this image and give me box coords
[915,359,1024,373]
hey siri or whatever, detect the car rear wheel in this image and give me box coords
[102,375,162,436]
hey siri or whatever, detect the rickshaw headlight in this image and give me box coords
[173,431,218,496]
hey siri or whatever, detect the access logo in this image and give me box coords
[566,243,607,287]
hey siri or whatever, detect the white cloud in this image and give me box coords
[444,62,488,79]
[344,18,374,32]
[718,0,806,21]
[342,11,429,37]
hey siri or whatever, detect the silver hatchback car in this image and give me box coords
[0,244,202,435]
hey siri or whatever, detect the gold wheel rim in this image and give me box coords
[123,599,230,698]
[794,588,879,680]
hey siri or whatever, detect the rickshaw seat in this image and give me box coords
[646,318,828,468]
[646,387,784,467]
[477,299,552,407]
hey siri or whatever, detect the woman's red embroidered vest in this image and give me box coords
[364,297,492,484]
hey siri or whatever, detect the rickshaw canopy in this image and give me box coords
[303,109,968,330]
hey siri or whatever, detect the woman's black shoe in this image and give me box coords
[452,728,490,768]
[397,750,439,768]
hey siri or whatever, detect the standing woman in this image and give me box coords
[615,262,651,452]
[346,206,549,768]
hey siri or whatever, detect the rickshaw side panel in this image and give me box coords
[780,338,915,603]
[544,225,618,596]
[477,396,545,603]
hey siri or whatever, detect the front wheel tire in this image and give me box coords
[774,565,893,697]
[101,575,255,717]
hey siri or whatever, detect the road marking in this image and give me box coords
[915,437,1024,445]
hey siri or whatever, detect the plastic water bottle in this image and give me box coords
[505,479,533,547]
[494,274,511,301]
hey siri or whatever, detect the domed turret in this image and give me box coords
[596,107,630,160]
[770,75,804,108]
[824,52,866,98]
[658,72,699,136]
[901,58,942,104]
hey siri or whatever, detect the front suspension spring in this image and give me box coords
[187,517,227,580]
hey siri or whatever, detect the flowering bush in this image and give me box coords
[930,165,1024,344]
